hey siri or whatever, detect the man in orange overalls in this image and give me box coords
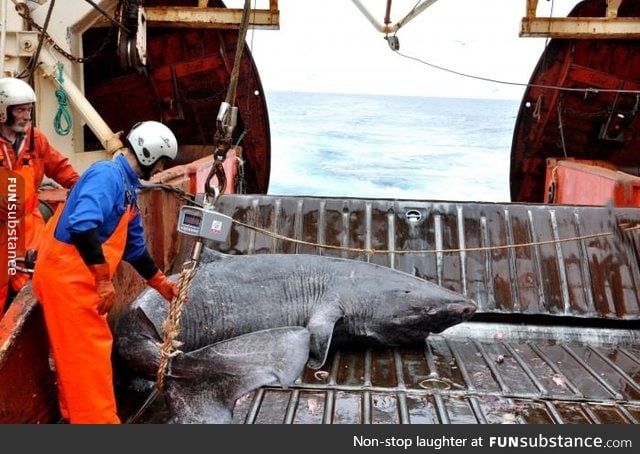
[32,121,179,424]
[0,77,79,316]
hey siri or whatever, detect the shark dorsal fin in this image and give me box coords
[199,247,231,264]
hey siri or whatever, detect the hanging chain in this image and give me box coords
[15,2,119,64]
[205,0,253,203]
[556,95,568,158]
[155,0,254,392]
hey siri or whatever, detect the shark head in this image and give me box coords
[336,272,477,349]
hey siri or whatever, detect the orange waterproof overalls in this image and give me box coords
[0,127,78,309]
[32,201,136,424]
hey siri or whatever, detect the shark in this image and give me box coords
[113,248,477,423]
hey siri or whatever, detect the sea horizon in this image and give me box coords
[263,90,519,203]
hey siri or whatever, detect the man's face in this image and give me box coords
[8,103,33,133]
[139,157,171,181]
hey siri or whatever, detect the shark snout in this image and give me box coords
[448,301,477,319]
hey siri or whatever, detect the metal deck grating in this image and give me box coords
[226,326,640,424]
[125,322,640,424]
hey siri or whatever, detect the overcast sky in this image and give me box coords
[235,0,578,100]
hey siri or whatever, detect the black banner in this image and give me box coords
[1,424,637,453]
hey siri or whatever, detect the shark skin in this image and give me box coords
[115,248,476,369]
[114,248,476,422]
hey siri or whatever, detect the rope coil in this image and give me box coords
[53,63,72,136]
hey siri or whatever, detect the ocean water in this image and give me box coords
[264,91,520,203]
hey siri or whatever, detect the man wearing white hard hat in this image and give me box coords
[33,120,180,424]
[0,77,79,315]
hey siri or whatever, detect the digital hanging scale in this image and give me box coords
[177,205,232,242]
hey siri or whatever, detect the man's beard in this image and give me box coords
[6,116,28,133]
[10,123,28,133]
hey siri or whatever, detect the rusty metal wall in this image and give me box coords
[211,195,640,321]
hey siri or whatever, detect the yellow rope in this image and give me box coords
[231,218,640,255]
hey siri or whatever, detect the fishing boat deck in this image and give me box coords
[124,322,640,424]
[120,194,640,424]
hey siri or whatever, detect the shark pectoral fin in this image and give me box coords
[113,307,165,379]
[306,307,341,369]
[165,327,310,424]
[134,306,163,342]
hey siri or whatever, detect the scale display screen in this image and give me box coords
[182,212,202,228]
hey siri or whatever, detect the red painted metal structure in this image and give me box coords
[545,158,640,206]
[511,0,640,206]
[82,0,271,194]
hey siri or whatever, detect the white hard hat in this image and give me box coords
[0,78,36,123]
[126,120,178,166]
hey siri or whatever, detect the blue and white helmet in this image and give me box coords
[126,120,178,166]
[0,78,36,123]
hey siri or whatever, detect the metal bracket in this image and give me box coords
[2,31,39,58]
